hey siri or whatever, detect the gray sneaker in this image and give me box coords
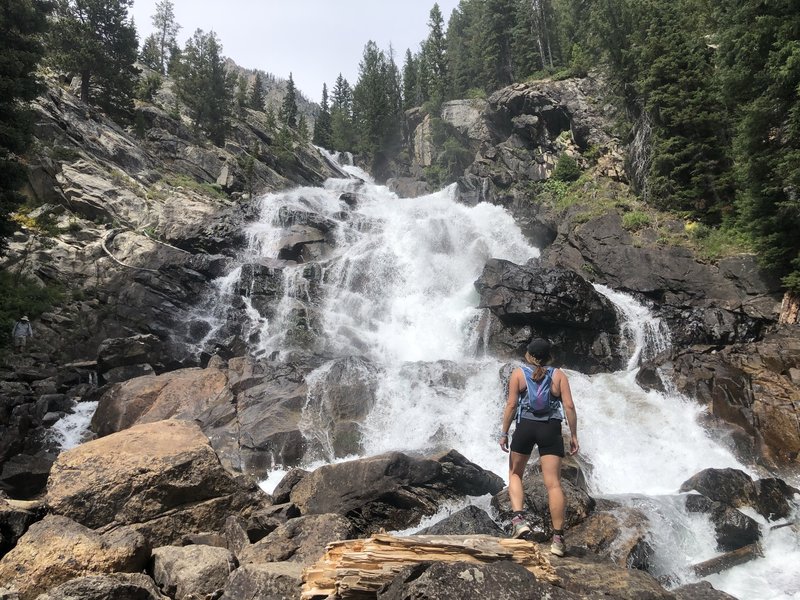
[550,534,566,556]
[511,519,531,539]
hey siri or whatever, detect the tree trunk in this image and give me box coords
[80,70,90,103]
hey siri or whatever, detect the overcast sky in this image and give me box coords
[130,1,461,101]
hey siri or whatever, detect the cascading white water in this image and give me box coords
[49,401,98,451]
[220,168,797,600]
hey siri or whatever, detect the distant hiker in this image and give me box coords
[499,337,579,557]
[12,316,33,351]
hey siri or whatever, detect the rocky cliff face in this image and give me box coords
[408,75,797,471]
[0,77,345,494]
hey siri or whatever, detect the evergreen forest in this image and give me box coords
[1,0,799,291]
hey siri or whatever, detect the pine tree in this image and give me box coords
[445,2,478,98]
[0,0,50,251]
[151,0,180,74]
[297,114,309,140]
[330,73,354,151]
[425,3,448,101]
[637,0,732,218]
[279,72,298,128]
[481,0,516,90]
[49,0,139,119]
[717,0,800,289]
[312,83,333,148]
[235,73,248,110]
[402,49,418,109]
[416,43,432,104]
[249,71,265,110]
[511,0,542,77]
[352,41,403,176]
[175,28,233,146]
[140,33,161,71]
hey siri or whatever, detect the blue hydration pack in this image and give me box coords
[517,365,555,422]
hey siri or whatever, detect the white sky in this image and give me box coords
[130,0,460,101]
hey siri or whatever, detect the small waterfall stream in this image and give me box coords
[199,165,798,599]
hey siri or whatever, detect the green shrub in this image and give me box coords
[136,73,162,102]
[465,87,487,100]
[622,211,651,231]
[552,153,582,182]
[164,174,228,200]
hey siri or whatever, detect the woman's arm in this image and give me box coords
[499,368,523,452]
[556,370,579,455]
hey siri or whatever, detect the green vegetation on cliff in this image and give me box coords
[0,0,50,253]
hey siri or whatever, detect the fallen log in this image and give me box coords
[301,533,560,599]
[691,543,763,577]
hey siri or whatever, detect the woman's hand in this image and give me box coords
[569,434,579,455]
[499,433,509,453]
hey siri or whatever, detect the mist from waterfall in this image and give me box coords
[219,168,797,600]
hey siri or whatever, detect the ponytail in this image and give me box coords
[524,352,547,382]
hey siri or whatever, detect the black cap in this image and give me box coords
[526,338,551,360]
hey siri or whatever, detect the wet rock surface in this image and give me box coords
[474,258,624,373]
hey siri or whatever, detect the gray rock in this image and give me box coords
[34,573,167,600]
[680,468,758,509]
[474,258,624,372]
[386,177,431,198]
[0,515,149,600]
[220,562,303,600]
[0,453,54,499]
[379,561,581,600]
[565,505,653,569]
[554,552,674,599]
[416,505,505,537]
[97,334,163,373]
[684,494,760,552]
[238,513,351,566]
[492,469,595,541]
[0,499,39,559]
[290,450,503,535]
[672,581,739,600]
[271,468,308,504]
[151,544,237,600]
[46,420,266,546]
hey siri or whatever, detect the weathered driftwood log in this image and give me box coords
[691,543,763,577]
[301,533,559,599]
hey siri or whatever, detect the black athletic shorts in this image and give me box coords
[510,418,565,457]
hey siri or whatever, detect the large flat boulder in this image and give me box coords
[474,258,624,372]
[46,420,265,545]
[91,368,230,436]
[290,450,504,535]
[0,515,148,600]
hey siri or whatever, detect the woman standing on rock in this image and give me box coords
[499,338,579,556]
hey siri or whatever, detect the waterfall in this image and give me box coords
[49,401,98,451]
[208,167,798,600]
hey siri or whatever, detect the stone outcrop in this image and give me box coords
[238,513,352,566]
[475,258,624,372]
[33,573,168,600]
[46,420,266,545]
[544,213,783,347]
[416,505,505,537]
[220,562,304,600]
[667,331,800,466]
[289,450,504,535]
[680,468,798,522]
[151,544,238,600]
[0,514,149,600]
